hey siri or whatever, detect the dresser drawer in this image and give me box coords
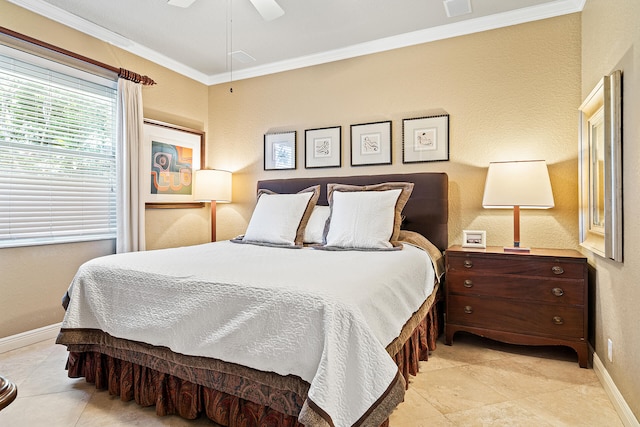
[447,272,584,305]
[447,254,585,279]
[447,295,584,339]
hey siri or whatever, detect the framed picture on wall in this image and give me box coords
[350,120,392,166]
[402,114,449,163]
[264,131,297,170]
[143,119,205,208]
[305,126,341,168]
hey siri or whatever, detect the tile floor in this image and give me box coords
[0,333,623,426]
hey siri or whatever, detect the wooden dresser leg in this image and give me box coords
[445,327,454,345]
[575,343,589,368]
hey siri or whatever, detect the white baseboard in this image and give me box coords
[593,352,640,427]
[0,323,61,354]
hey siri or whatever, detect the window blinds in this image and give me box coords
[0,46,118,248]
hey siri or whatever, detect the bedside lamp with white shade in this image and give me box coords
[193,169,232,242]
[482,160,554,252]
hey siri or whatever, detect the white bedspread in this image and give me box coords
[62,241,436,427]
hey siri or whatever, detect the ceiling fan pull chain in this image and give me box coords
[226,0,233,93]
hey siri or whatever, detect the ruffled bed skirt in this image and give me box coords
[68,349,304,426]
[63,298,440,427]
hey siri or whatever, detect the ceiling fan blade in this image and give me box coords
[167,0,197,7]
[248,0,285,21]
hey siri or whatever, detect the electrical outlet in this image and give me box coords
[607,338,613,362]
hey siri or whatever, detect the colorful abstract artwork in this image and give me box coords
[150,141,193,195]
[143,119,204,205]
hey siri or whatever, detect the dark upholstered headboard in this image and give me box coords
[257,173,448,251]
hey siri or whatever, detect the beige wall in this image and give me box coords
[0,0,210,338]
[2,0,637,418]
[208,15,581,250]
[582,0,640,419]
[2,0,637,419]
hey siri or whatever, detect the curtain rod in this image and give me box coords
[0,25,156,86]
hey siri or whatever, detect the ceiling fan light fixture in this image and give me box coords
[248,0,284,21]
[167,0,197,8]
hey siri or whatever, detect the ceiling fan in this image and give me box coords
[167,0,285,21]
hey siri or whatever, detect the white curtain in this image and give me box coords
[116,78,145,253]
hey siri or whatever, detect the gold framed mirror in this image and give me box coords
[578,70,623,262]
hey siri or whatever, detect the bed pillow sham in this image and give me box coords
[240,185,320,247]
[303,205,330,244]
[323,182,414,250]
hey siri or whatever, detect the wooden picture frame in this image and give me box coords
[143,119,204,209]
[305,126,341,168]
[350,121,392,166]
[578,70,623,262]
[264,131,296,170]
[402,114,449,163]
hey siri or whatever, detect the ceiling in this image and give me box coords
[8,0,585,85]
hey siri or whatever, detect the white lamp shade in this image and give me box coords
[193,169,232,202]
[482,160,554,209]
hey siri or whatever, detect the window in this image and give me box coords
[0,45,118,248]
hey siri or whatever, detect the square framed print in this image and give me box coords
[350,120,392,166]
[462,230,487,249]
[402,114,449,163]
[305,126,341,168]
[143,119,204,207]
[264,131,296,170]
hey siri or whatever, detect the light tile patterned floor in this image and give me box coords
[0,333,623,426]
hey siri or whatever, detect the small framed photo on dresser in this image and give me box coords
[462,230,486,248]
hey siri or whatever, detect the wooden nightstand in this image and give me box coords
[445,245,589,368]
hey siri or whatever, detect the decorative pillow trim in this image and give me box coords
[258,185,320,246]
[230,236,303,249]
[303,205,331,244]
[312,242,403,252]
[325,182,414,245]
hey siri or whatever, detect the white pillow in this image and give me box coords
[303,205,330,244]
[325,189,402,249]
[244,192,315,246]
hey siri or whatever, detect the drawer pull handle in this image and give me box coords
[463,279,474,288]
[552,316,564,325]
[551,287,564,297]
[464,306,473,314]
[463,260,473,268]
[551,266,564,275]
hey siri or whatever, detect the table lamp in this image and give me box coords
[193,169,232,242]
[482,160,554,252]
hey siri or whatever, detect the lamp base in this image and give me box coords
[503,246,531,253]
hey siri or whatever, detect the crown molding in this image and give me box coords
[6,0,210,83]
[7,0,132,48]
[8,0,584,86]
[207,0,584,84]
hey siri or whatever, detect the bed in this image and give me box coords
[56,172,448,427]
